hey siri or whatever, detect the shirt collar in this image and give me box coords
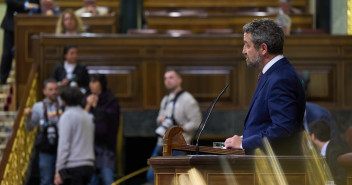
[262,55,284,74]
[321,140,330,157]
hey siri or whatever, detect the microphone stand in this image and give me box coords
[194,84,229,155]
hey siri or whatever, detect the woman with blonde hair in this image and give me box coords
[56,9,85,34]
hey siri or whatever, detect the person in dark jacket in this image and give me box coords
[51,44,89,92]
[1,0,39,84]
[83,74,120,185]
[309,119,348,185]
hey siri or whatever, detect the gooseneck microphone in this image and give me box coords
[193,84,229,155]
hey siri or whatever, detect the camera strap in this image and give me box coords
[43,100,61,124]
[170,90,185,125]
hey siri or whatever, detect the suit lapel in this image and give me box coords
[243,57,289,124]
[244,74,268,123]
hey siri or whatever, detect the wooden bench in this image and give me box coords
[23,34,352,110]
[145,13,313,34]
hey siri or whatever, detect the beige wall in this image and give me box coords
[332,0,348,34]
[0,3,6,58]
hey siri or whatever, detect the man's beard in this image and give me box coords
[246,52,263,70]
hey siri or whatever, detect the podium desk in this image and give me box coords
[149,155,310,185]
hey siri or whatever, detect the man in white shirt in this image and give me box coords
[75,0,109,16]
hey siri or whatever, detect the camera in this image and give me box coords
[155,118,173,137]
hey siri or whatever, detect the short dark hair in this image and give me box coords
[308,119,331,142]
[63,44,78,56]
[165,69,182,78]
[60,87,83,106]
[43,78,57,89]
[243,18,284,55]
[90,74,107,92]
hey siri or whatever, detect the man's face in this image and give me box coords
[164,71,181,92]
[41,0,53,10]
[43,82,59,102]
[64,48,78,64]
[242,32,263,69]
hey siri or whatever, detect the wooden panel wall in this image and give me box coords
[27,34,352,110]
[144,0,308,10]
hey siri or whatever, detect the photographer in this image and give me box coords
[25,78,63,185]
[146,69,202,183]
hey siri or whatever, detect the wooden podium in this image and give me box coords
[148,126,311,185]
[162,126,244,156]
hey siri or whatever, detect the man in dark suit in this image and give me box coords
[1,0,39,84]
[225,19,306,155]
[309,119,347,185]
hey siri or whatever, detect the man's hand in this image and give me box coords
[60,78,69,86]
[225,135,243,149]
[24,108,33,115]
[45,9,54,16]
[54,173,63,185]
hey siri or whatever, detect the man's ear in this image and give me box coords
[311,133,316,141]
[259,43,268,55]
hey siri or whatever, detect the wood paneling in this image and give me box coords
[27,34,352,110]
[149,155,310,185]
[146,14,313,34]
[144,0,308,10]
[345,61,352,107]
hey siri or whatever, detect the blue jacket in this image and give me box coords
[242,57,306,155]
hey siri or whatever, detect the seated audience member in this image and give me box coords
[83,74,120,185]
[54,86,95,185]
[309,120,348,185]
[25,78,63,185]
[56,9,85,35]
[51,44,89,92]
[75,0,109,16]
[276,0,292,35]
[299,72,347,146]
[29,0,61,15]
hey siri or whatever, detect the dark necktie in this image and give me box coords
[257,72,263,82]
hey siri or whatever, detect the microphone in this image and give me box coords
[193,84,229,155]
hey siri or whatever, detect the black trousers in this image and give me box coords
[60,165,94,185]
[0,29,14,84]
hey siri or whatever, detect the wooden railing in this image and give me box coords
[0,63,39,184]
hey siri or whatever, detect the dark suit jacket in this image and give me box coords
[242,57,306,155]
[51,62,89,90]
[326,140,347,185]
[1,0,39,31]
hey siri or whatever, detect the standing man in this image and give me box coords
[54,87,95,185]
[1,0,39,84]
[25,78,63,185]
[146,69,202,182]
[225,19,306,155]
